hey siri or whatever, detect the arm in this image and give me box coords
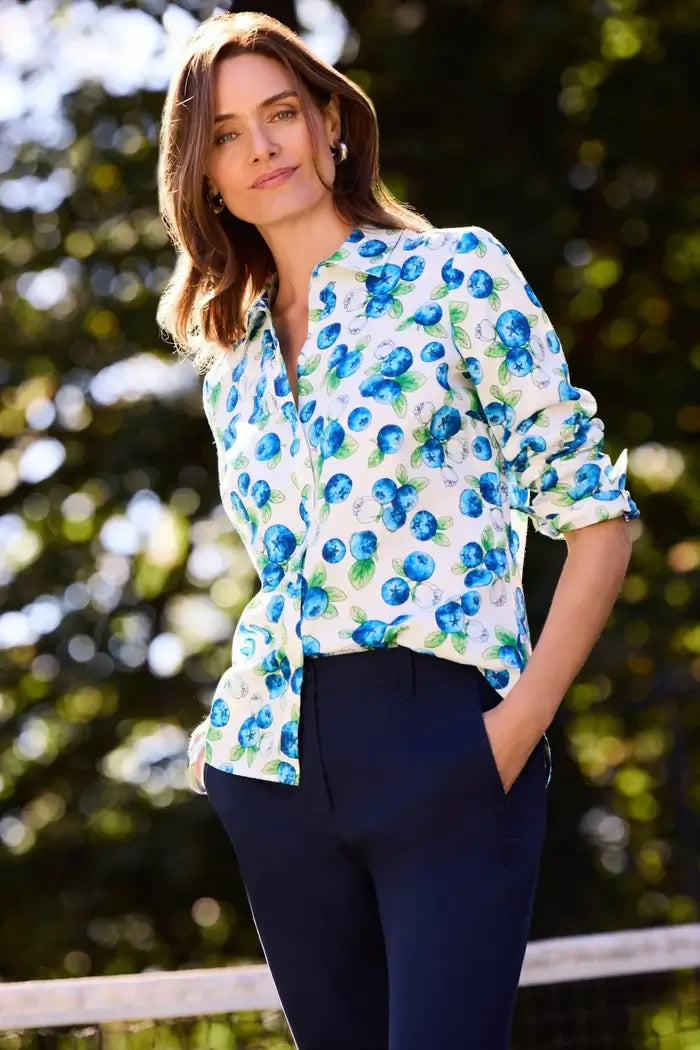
[448,225,640,790]
[486,516,633,791]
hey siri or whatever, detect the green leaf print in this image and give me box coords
[437,516,453,530]
[452,325,471,351]
[449,301,468,323]
[475,241,487,257]
[350,605,367,623]
[493,277,509,291]
[535,413,550,428]
[410,446,423,468]
[481,526,495,551]
[497,361,510,386]
[262,760,281,775]
[327,369,342,392]
[246,747,257,767]
[322,605,339,618]
[464,474,479,487]
[261,504,271,523]
[432,532,450,547]
[210,380,221,408]
[399,372,426,392]
[291,704,300,722]
[452,562,466,574]
[298,378,313,396]
[205,741,213,763]
[392,557,406,577]
[368,447,384,468]
[233,453,249,469]
[425,630,447,648]
[269,489,285,503]
[207,727,223,742]
[413,476,429,491]
[396,463,409,484]
[269,450,282,469]
[451,632,467,655]
[349,559,375,589]
[355,270,368,282]
[309,308,324,322]
[230,744,245,762]
[302,354,321,375]
[526,313,539,327]
[488,292,501,311]
[326,587,347,602]
[502,389,522,407]
[309,566,326,588]
[485,343,506,358]
[424,322,447,337]
[335,435,359,458]
[355,335,371,351]
[320,501,330,521]
[394,281,414,295]
[483,646,501,660]
[389,298,403,318]
[396,315,416,331]
[495,628,517,646]
[413,425,431,443]
[392,393,408,417]
[430,283,450,299]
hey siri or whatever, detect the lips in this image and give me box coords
[252,167,297,188]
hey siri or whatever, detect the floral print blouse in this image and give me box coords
[186,223,639,794]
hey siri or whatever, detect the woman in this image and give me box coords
[157,11,639,1050]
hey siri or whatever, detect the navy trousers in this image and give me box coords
[204,645,550,1050]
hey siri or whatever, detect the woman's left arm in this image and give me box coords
[486,516,634,791]
[448,225,641,792]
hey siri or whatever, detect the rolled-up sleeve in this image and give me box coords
[450,225,640,539]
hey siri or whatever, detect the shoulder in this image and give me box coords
[392,224,511,267]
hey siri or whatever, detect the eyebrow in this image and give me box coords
[213,90,300,123]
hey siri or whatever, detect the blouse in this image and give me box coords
[185,222,639,794]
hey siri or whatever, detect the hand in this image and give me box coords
[482,703,541,795]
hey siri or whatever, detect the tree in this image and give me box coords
[0,0,697,983]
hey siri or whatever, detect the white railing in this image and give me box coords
[1,924,698,1030]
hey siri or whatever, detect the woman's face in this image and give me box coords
[205,52,340,229]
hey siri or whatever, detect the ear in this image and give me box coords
[322,94,342,146]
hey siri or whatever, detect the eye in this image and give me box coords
[214,130,236,146]
[214,110,296,147]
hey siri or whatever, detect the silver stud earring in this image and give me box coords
[331,140,348,164]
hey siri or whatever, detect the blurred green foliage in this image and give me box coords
[0,0,698,988]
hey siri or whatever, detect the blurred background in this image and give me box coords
[0,0,698,1042]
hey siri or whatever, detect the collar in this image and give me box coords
[244,223,411,334]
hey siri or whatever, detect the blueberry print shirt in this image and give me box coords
[186,223,639,794]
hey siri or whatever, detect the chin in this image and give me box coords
[251,191,328,228]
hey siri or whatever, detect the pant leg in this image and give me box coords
[202,659,389,1050]
[312,648,548,1050]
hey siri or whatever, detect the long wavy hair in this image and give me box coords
[156,10,432,372]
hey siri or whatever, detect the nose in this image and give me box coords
[248,120,279,163]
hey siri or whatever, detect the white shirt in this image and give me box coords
[186,223,638,793]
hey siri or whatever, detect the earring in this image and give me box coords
[331,140,348,164]
[209,191,225,214]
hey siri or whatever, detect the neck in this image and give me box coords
[257,205,356,316]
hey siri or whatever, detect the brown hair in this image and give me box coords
[156,10,432,372]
